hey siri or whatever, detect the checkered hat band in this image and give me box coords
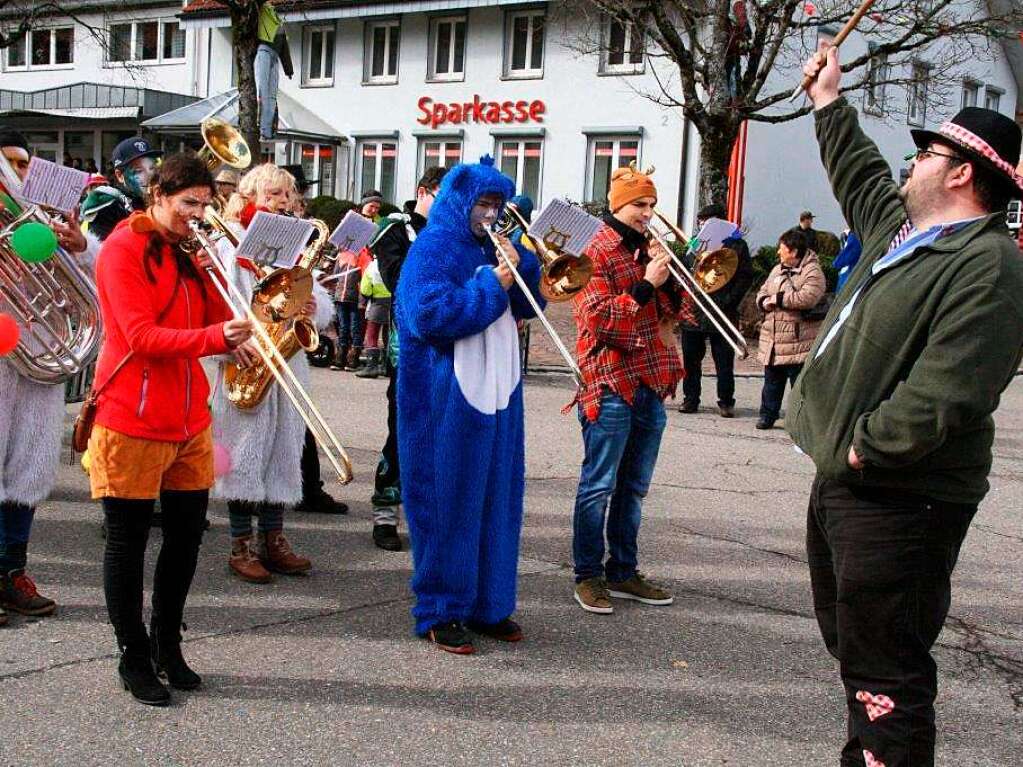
[939,121,1023,188]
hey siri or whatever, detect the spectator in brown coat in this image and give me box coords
[755,228,826,429]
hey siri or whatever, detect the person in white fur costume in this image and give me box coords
[210,163,332,583]
[0,127,102,624]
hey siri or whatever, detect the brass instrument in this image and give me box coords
[646,209,749,359]
[224,218,330,407]
[186,216,353,484]
[494,203,593,302]
[486,225,583,386]
[0,156,102,383]
[197,118,252,173]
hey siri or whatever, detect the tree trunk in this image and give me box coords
[231,5,262,157]
[697,123,739,211]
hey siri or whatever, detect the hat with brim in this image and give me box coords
[911,106,1023,193]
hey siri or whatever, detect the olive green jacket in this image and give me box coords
[787,97,1023,504]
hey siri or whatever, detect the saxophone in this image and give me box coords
[223,219,330,409]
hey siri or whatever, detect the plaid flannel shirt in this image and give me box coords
[568,223,687,421]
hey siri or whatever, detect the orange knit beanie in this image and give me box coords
[607,162,658,212]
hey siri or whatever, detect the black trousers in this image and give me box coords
[806,477,976,767]
[680,330,736,407]
[300,428,320,498]
[102,490,209,652]
[759,363,802,420]
[372,362,401,504]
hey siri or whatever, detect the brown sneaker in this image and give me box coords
[574,577,613,614]
[607,572,674,606]
[258,530,312,575]
[718,404,735,418]
[229,535,273,584]
[0,570,57,616]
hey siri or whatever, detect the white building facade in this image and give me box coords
[2,0,1020,249]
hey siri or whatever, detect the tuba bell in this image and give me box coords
[198,118,252,173]
[0,155,102,383]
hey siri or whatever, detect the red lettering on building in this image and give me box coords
[417,96,547,129]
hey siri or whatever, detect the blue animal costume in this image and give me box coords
[396,157,543,636]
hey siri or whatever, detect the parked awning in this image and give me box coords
[142,89,345,144]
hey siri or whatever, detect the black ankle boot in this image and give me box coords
[118,646,171,706]
[150,629,202,690]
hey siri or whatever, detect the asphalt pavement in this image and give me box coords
[1,370,1020,766]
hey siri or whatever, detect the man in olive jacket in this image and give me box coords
[792,46,1023,766]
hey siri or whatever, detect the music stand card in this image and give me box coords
[527,199,603,258]
[21,157,90,215]
[328,210,378,255]
[235,211,315,269]
[694,218,741,253]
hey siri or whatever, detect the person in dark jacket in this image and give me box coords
[677,203,754,417]
[795,44,1023,767]
[797,210,819,252]
[364,165,446,551]
[80,138,163,242]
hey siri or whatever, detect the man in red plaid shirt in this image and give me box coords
[569,163,687,614]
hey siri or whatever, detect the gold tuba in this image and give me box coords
[494,202,593,302]
[197,118,252,173]
[0,157,102,384]
[223,218,331,409]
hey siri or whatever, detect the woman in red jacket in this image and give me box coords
[89,153,252,706]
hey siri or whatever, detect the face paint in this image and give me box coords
[123,157,157,198]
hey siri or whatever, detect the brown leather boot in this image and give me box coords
[229,535,273,584]
[258,530,312,575]
[345,346,362,371]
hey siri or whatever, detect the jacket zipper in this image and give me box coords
[182,278,192,439]
[136,369,150,418]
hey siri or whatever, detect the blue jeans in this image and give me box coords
[254,43,279,139]
[572,387,667,583]
[334,302,362,348]
[759,363,803,421]
[0,501,34,572]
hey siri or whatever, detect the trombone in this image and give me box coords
[486,226,583,387]
[646,210,749,359]
[186,219,354,485]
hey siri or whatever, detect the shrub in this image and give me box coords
[306,196,356,231]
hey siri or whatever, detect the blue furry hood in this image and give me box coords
[426,155,515,245]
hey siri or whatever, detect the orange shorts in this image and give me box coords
[88,424,215,500]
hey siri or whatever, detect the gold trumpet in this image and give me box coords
[646,210,749,359]
[494,203,593,302]
[186,216,353,484]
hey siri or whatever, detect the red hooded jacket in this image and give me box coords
[93,215,233,442]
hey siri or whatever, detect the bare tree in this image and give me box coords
[222,0,263,154]
[563,0,1023,208]
[0,1,106,54]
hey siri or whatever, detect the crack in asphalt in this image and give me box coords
[674,525,807,563]
[945,616,1023,711]
[0,595,413,683]
[972,524,1023,544]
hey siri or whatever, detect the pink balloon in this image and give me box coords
[213,442,232,478]
[0,313,18,356]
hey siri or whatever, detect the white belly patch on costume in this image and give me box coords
[453,306,521,415]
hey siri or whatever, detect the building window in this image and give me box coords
[108,19,185,64]
[303,24,336,85]
[863,44,888,115]
[5,27,73,69]
[296,143,335,197]
[364,20,400,84]
[504,10,544,78]
[961,80,980,109]
[418,139,462,175]
[428,16,466,82]
[586,136,640,203]
[984,87,1002,113]
[497,139,543,204]
[162,21,186,61]
[357,139,397,201]
[907,63,929,127]
[601,15,644,74]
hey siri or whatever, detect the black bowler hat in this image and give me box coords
[280,164,318,192]
[911,107,1023,193]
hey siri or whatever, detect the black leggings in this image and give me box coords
[102,490,209,652]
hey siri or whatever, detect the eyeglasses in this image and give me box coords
[904,148,964,163]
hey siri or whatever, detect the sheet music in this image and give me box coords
[527,199,603,258]
[21,157,90,214]
[328,209,379,255]
[235,211,315,269]
[693,218,741,254]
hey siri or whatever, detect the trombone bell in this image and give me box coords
[693,248,738,293]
